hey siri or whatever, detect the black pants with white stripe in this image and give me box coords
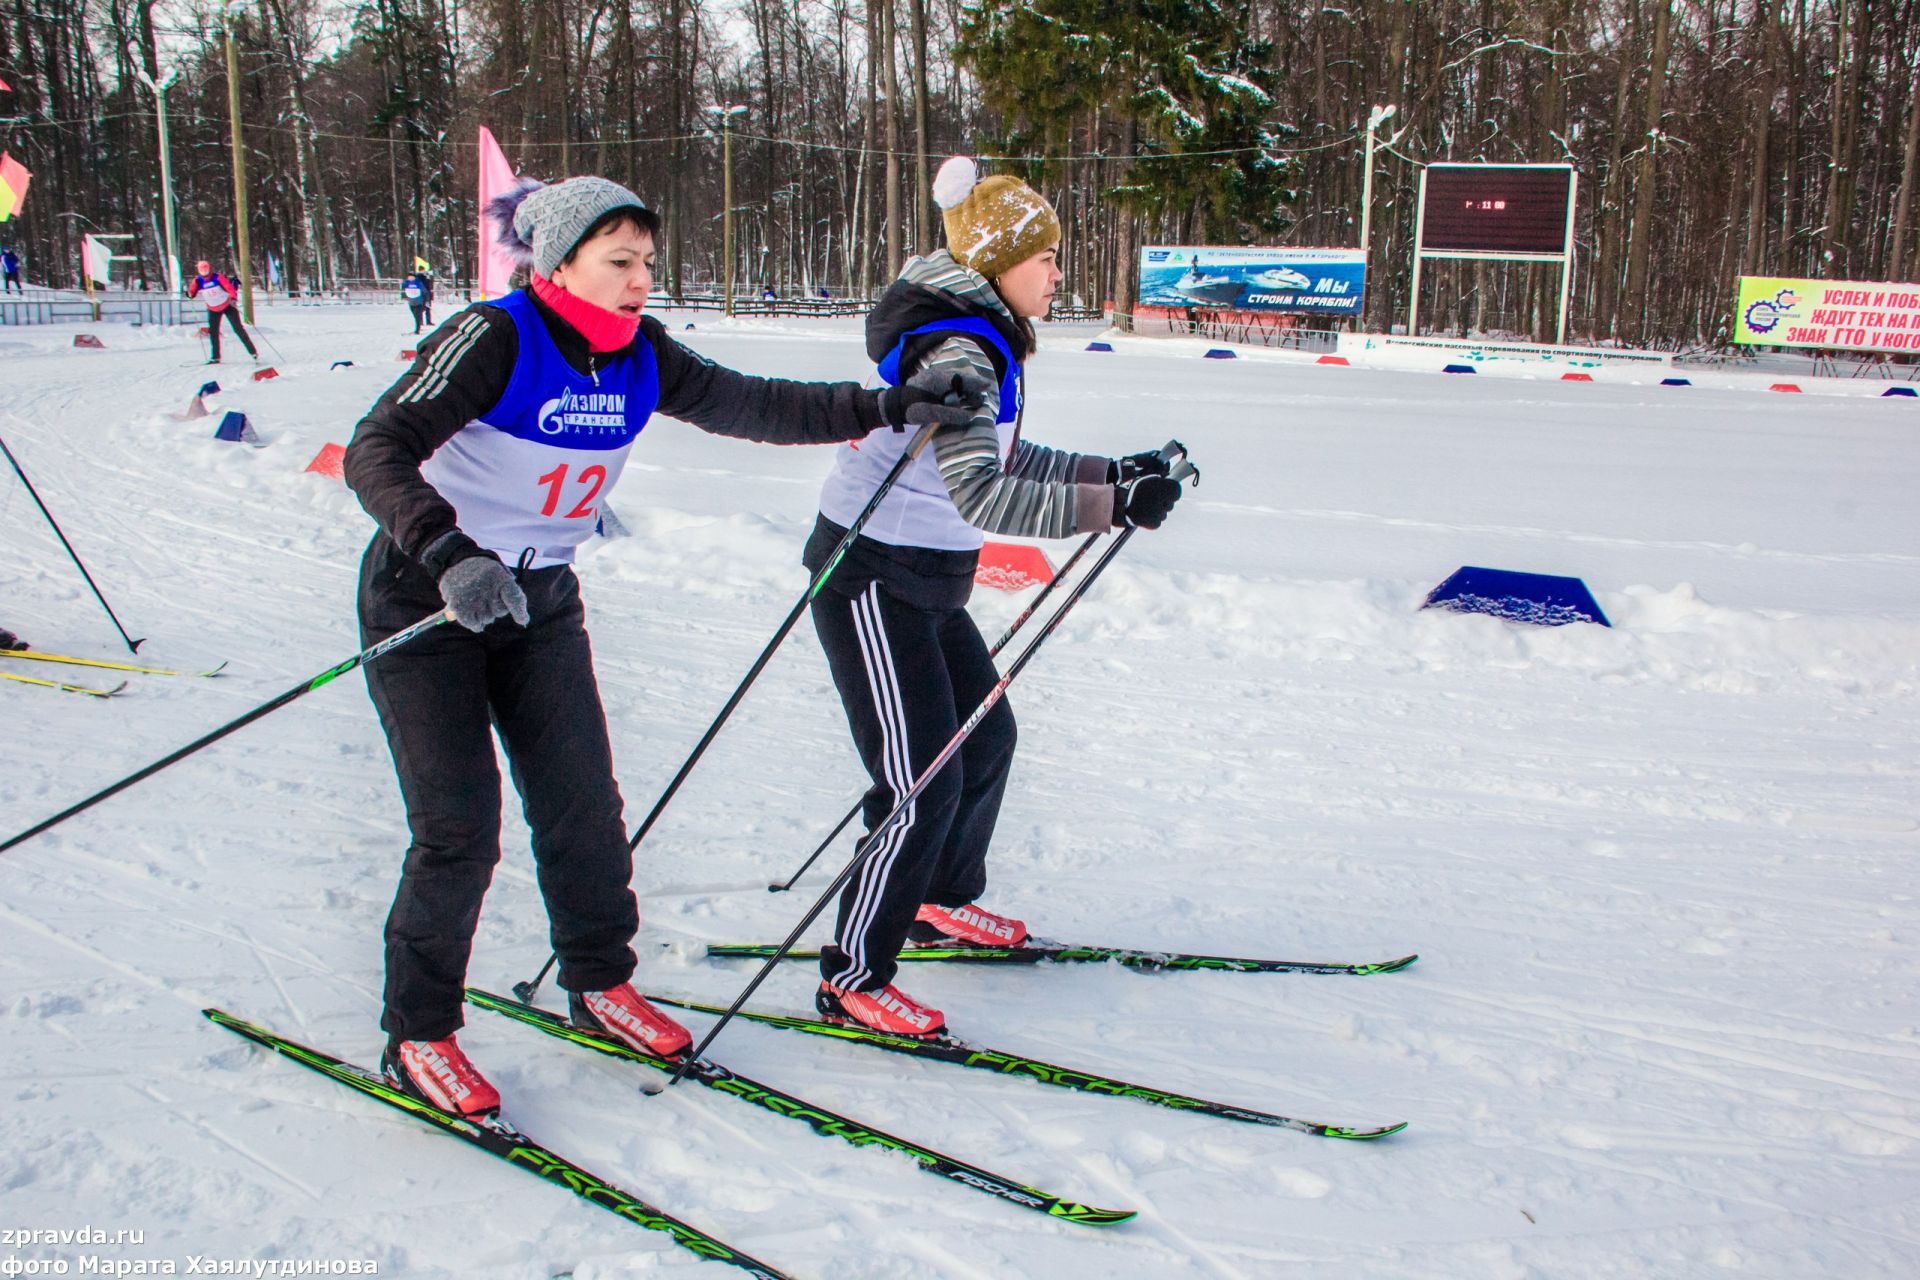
[206,306,255,361]
[359,534,636,1042]
[811,579,1017,992]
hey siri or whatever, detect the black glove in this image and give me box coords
[879,367,994,432]
[438,555,531,631]
[1107,449,1175,485]
[1112,475,1182,530]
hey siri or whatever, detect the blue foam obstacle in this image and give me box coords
[1443,363,1477,374]
[198,380,221,397]
[1660,377,1692,387]
[1884,386,1916,398]
[213,411,258,444]
[1422,565,1610,628]
[1086,341,1114,353]
[1203,348,1237,359]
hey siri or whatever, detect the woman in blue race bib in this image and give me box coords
[342,175,983,1117]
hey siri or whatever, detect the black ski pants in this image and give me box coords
[408,302,431,332]
[207,306,256,361]
[811,579,1016,992]
[358,535,634,1042]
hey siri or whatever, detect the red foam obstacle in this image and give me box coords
[196,326,210,338]
[252,367,279,382]
[399,349,417,361]
[73,333,105,349]
[1562,372,1594,381]
[1769,383,1802,393]
[974,541,1055,592]
[1316,355,1350,366]
[304,442,347,480]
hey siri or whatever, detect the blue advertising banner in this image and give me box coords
[1139,245,1367,317]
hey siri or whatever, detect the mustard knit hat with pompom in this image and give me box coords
[934,156,1060,282]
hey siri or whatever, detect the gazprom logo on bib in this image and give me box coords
[537,390,628,436]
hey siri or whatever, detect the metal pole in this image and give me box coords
[1408,166,1429,339]
[1557,170,1579,345]
[1359,128,1377,264]
[723,108,735,318]
[154,78,180,294]
[223,4,255,325]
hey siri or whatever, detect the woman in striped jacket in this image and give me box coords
[804,157,1186,1038]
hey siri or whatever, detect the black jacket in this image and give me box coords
[345,287,888,576]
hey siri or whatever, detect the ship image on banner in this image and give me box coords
[1140,246,1367,317]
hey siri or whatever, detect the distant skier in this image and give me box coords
[342,174,988,1118]
[187,260,257,364]
[800,155,1186,1040]
[1,246,21,294]
[0,626,26,651]
[400,270,434,333]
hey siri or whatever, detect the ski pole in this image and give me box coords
[657,457,1195,1085]
[763,438,1186,895]
[0,610,451,855]
[0,431,146,653]
[512,415,943,1004]
[765,529,1103,895]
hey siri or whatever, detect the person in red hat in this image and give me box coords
[187,259,257,363]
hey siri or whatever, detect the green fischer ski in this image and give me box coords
[705,942,1419,976]
[0,649,227,677]
[465,988,1135,1226]
[204,1009,796,1279]
[643,996,1407,1141]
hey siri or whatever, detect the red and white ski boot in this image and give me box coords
[816,981,946,1038]
[382,1034,501,1118]
[908,902,1029,948]
[570,983,693,1058]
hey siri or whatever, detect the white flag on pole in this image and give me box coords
[81,234,113,286]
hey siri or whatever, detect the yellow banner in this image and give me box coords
[1735,276,1920,352]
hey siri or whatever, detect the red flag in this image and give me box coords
[0,153,30,222]
[0,77,11,92]
[476,127,520,300]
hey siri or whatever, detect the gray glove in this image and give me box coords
[438,556,530,632]
[879,368,994,432]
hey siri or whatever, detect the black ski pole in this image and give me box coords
[0,610,451,855]
[765,529,1103,895]
[656,456,1195,1085]
[0,432,145,653]
[764,437,1186,894]
[512,415,943,1004]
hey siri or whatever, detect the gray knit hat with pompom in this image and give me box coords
[488,176,660,278]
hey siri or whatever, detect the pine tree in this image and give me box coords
[958,0,1297,238]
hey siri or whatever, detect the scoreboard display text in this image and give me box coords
[1420,165,1574,256]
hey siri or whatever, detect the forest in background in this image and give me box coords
[2,0,1915,347]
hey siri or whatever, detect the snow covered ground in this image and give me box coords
[2,302,1917,1279]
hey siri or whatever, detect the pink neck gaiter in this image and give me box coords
[530,272,641,353]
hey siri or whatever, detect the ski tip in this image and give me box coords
[1359,954,1420,975]
[1323,1121,1409,1140]
[1051,1204,1139,1226]
[203,660,230,677]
